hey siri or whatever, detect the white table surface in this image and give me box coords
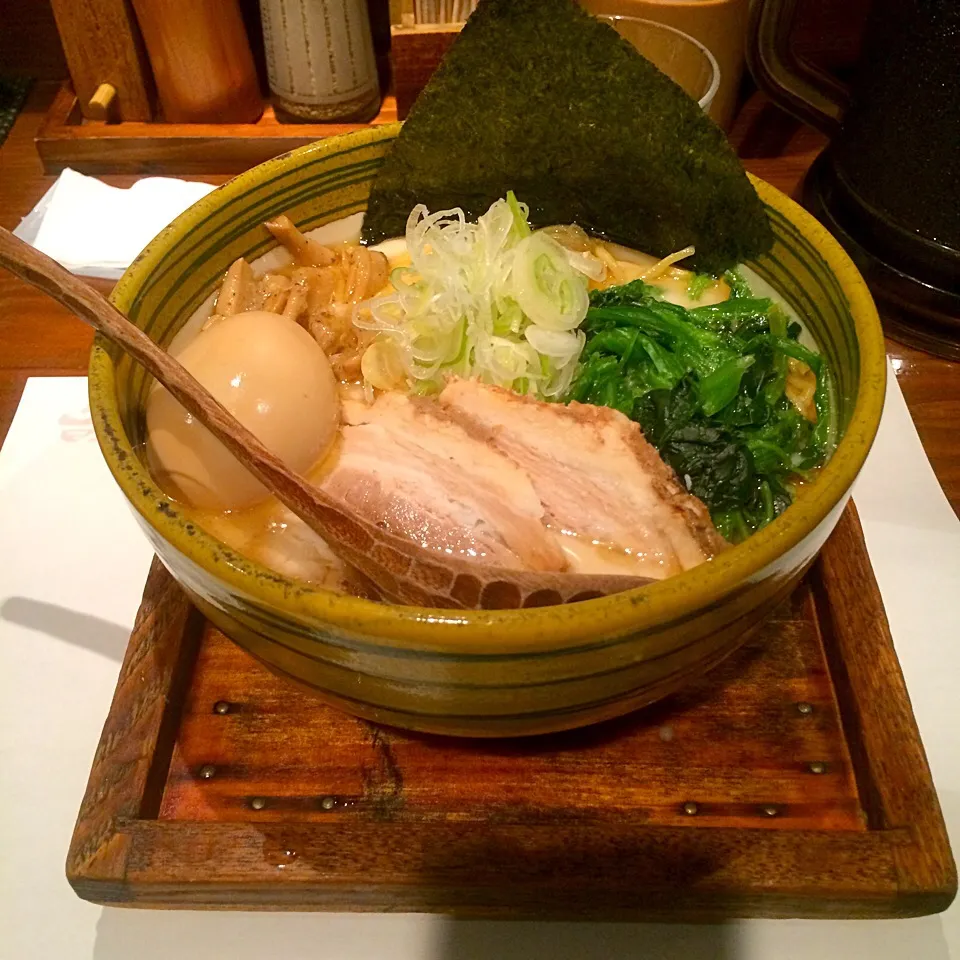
[1,370,958,960]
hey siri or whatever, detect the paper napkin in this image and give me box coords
[13,167,216,280]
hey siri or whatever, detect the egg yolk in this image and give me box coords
[146,310,339,511]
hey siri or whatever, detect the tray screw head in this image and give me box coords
[320,796,337,811]
[795,702,814,716]
[808,761,828,775]
[198,764,216,780]
[682,801,699,816]
[249,797,267,811]
[760,804,781,817]
[213,701,231,715]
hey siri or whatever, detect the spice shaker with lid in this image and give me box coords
[259,0,382,122]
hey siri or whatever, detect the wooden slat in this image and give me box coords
[65,558,203,883]
[47,0,154,121]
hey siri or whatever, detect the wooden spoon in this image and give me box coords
[0,227,649,608]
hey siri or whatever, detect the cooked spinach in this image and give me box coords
[565,277,834,542]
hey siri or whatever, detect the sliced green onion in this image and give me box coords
[355,196,594,398]
[512,232,589,331]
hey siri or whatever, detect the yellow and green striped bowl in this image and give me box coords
[89,125,886,737]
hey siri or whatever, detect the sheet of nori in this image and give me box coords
[361,0,772,274]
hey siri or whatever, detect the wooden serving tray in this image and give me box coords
[66,504,956,918]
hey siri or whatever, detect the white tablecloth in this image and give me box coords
[1,371,957,960]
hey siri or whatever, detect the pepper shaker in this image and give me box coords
[259,0,382,122]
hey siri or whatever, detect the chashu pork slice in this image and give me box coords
[439,379,726,580]
[319,391,566,572]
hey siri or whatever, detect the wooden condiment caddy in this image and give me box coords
[36,3,451,175]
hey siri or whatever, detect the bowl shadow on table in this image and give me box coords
[404,821,741,960]
[432,919,738,959]
[0,596,131,660]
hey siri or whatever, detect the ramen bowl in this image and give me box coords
[89,125,885,737]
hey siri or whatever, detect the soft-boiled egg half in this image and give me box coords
[146,310,339,511]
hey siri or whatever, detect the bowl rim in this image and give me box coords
[90,125,886,652]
